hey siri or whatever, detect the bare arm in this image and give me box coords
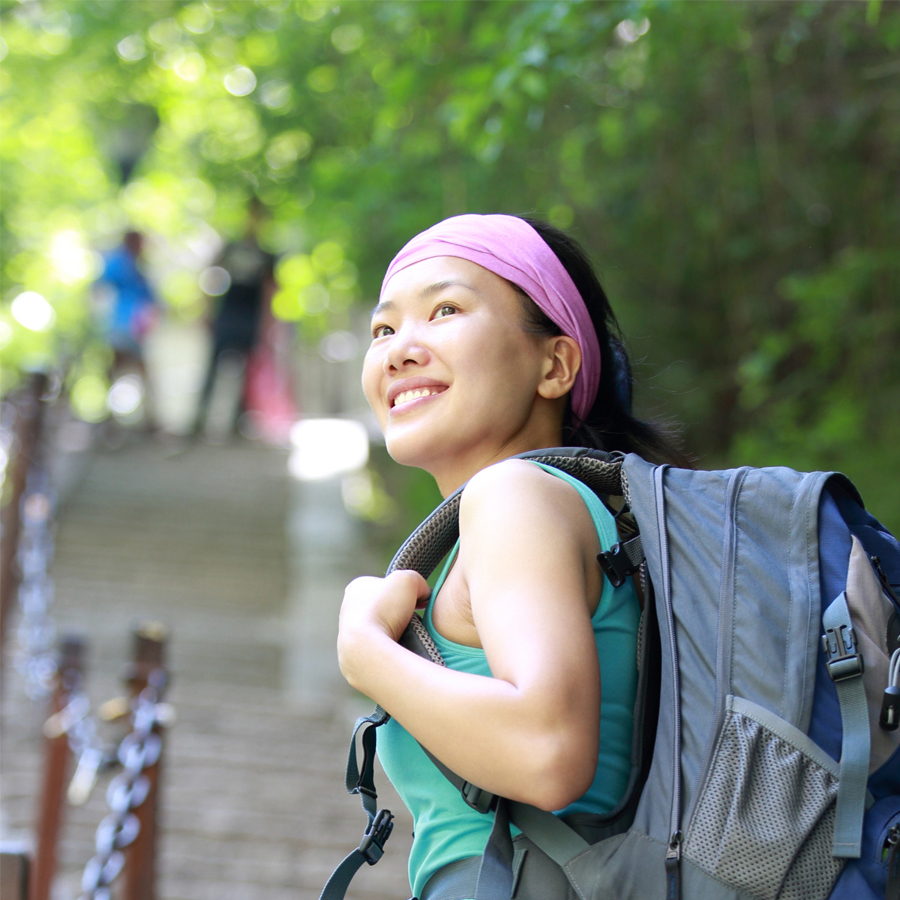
[337,461,602,810]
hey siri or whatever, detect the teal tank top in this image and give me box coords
[378,463,640,898]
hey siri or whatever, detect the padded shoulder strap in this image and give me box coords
[388,448,625,579]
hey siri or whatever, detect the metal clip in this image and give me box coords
[359,808,393,865]
[822,624,865,682]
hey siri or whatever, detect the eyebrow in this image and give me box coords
[371,280,478,320]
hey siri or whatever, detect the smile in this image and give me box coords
[392,386,446,409]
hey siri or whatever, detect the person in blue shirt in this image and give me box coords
[99,231,157,364]
[96,231,159,432]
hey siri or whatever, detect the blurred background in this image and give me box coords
[0,1,898,898]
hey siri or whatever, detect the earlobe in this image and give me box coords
[537,336,581,401]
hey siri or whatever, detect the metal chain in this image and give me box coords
[14,464,59,699]
[78,669,168,900]
[43,682,117,807]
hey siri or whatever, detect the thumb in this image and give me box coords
[392,569,432,608]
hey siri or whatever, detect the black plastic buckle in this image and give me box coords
[359,808,393,865]
[460,781,496,814]
[822,624,865,682]
[598,542,640,589]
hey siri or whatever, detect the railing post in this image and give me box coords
[29,636,85,900]
[0,373,49,667]
[0,842,31,900]
[121,621,169,900]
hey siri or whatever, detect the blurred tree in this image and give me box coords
[0,0,897,527]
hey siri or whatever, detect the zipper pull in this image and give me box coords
[885,824,900,900]
[665,831,682,900]
[871,556,900,610]
[881,686,900,732]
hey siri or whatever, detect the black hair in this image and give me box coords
[517,217,690,467]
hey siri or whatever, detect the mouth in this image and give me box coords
[389,384,448,410]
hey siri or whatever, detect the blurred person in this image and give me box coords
[191,199,277,439]
[95,230,160,430]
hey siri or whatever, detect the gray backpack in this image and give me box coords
[321,448,900,900]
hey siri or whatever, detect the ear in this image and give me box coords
[537,336,581,401]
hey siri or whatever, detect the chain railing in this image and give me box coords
[2,377,173,900]
[14,464,59,699]
[21,626,173,900]
[78,667,168,900]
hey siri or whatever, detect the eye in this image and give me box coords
[433,304,457,319]
[372,323,394,339]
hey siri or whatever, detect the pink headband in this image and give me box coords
[381,214,601,421]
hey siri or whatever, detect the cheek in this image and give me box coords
[361,348,383,411]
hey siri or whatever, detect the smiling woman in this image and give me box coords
[334,214,686,900]
[364,256,580,495]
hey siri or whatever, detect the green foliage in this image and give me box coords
[1,0,897,528]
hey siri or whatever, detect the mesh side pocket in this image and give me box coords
[776,803,844,900]
[684,695,841,900]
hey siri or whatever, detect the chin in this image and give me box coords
[384,428,452,474]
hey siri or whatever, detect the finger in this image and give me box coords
[397,569,432,603]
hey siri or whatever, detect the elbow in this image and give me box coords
[519,735,596,812]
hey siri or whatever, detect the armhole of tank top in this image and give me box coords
[423,541,460,634]
[525,461,625,623]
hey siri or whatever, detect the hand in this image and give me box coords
[337,570,431,690]
[339,570,430,644]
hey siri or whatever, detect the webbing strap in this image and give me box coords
[319,707,393,900]
[419,744,497,814]
[822,593,870,859]
[508,801,589,866]
[318,846,376,900]
[417,746,589,870]
[474,799,514,900]
[345,707,390,821]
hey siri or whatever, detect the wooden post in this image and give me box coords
[0,843,31,900]
[121,621,169,900]
[29,636,85,900]
[0,373,49,668]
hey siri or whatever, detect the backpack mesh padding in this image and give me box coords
[388,452,624,579]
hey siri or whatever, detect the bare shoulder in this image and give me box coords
[460,458,592,543]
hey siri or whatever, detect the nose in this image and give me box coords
[384,322,430,374]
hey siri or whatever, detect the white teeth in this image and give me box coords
[394,388,437,407]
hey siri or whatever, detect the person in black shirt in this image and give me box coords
[191,200,276,438]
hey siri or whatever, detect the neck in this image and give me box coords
[429,421,564,498]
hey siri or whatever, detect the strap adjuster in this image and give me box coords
[358,809,393,865]
[461,781,496,814]
[598,541,641,589]
[823,624,865,682]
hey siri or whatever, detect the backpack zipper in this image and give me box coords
[654,465,683,900]
[871,556,900,613]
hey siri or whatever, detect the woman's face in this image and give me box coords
[363,256,564,491]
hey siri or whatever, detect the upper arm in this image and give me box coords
[457,461,602,729]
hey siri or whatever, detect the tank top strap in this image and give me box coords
[527,460,620,553]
